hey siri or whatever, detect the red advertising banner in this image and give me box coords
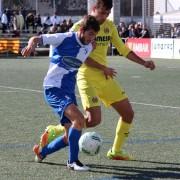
[126,38,151,58]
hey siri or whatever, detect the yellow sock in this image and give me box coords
[112,118,131,152]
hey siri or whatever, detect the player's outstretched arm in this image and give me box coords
[127,51,156,70]
[21,36,42,57]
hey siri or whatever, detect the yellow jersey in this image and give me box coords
[71,19,131,76]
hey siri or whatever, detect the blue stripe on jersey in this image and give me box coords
[43,32,91,91]
[61,70,77,92]
[51,34,81,62]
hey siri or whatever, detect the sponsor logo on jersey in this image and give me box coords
[61,56,82,69]
[95,36,111,42]
[92,97,98,103]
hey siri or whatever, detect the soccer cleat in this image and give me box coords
[33,144,45,163]
[39,124,65,148]
[67,160,90,171]
[39,131,49,148]
[107,149,134,160]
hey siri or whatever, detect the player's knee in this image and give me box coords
[86,116,101,127]
[92,118,101,126]
[129,109,134,120]
[122,109,134,123]
[73,118,85,129]
[63,135,68,144]
[86,111,101,127]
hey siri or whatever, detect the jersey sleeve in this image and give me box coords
[41,33,69,46]
[111,23,131,57]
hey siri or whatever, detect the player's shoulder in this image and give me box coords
[73,19,83,26]
[70,19,83,31]
[54,31,75,39]
[63,31,75,37]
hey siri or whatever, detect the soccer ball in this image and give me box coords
[79,131,103,156]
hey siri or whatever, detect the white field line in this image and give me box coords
[131,101,180,110]
[0,90,19,93]
[0,85,180,110]
[0,85,42,93]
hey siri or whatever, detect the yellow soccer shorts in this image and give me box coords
[77,75,128,109]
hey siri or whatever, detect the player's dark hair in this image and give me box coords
[81,15,100,32]
[96,0,113,10]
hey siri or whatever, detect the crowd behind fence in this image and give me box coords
[1,8,180,38]
[1,7,180,57]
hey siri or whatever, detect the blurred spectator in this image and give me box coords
[134,23,142,38]
[51,11,61,26]
[140,25,150,38]
[119,26,129,42]
[34,14,42,32]
[42,14,52,33]
[1,10,8,33]
[171,25,180,38]
[12,11,18,31]
[25,13,35,33]
[67,18,73,30]
[60,19,68,33]
[18,10,25,31]
[117,22,126,32]
[48,25,58,34]
[128,24,136,38]
[6,9,11,28]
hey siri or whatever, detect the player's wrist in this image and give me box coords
[100,65,107,72]
[140,59,146,67]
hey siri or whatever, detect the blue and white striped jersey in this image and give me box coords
[41,32,93,93]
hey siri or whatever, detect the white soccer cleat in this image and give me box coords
[67,160,90,171]
[34,155,43,163]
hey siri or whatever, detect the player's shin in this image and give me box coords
[112,118,131,152]
[68,127,81,163]
[40,135,68,157]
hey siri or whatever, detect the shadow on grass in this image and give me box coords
[133,159,180,166]
[26,160,180,179]
[88,162,180,180]
[27,160,67,167]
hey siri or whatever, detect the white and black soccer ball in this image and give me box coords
[79,131,103,156]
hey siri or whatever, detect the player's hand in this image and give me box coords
[21,46,34,57]
[102,67,117,79]
[143,60,155,70]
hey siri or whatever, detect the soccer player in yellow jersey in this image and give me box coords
[37,0,155,160]
[72,0,155,160]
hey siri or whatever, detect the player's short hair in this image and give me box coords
[80,15,100,32]
[96,0,113,10]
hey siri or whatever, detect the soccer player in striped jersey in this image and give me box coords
[37,0,155,161]
[22,15,100,171]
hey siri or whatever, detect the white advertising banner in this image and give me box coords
[151,39,174,59]
[173,39,180,59]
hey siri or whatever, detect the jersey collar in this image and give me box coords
[75,32,85,47]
